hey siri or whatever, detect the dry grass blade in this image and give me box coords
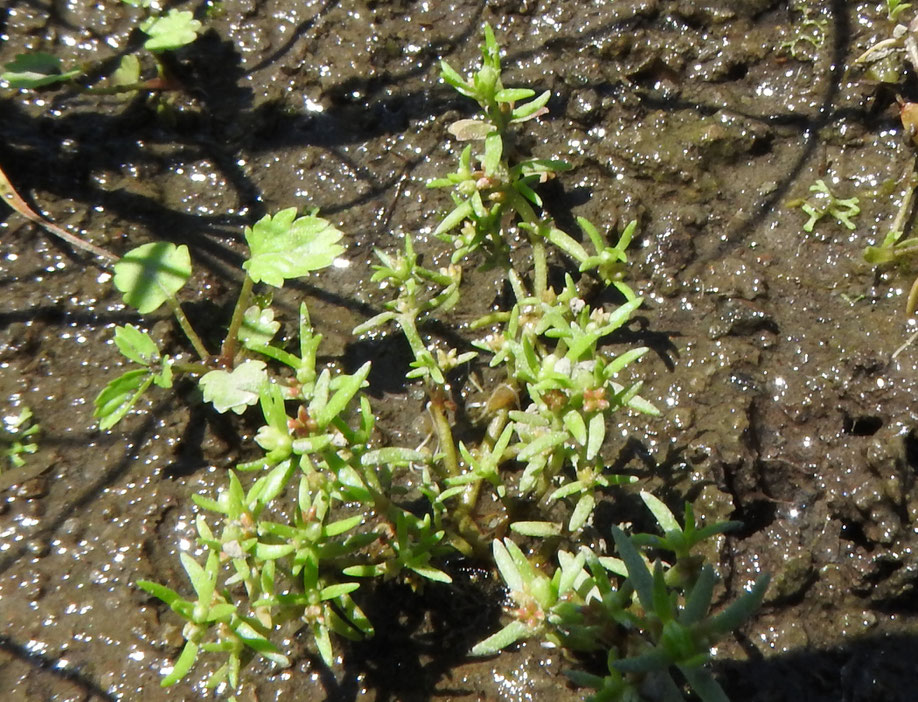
[0,162,118,262]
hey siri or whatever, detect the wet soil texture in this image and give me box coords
[3,1,918,700]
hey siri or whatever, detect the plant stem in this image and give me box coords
[220,274,255,366]
[172,361,214,375]
[532,237,547,298]
[428,388,460,478]
[889,155,918,243]
[167,297,210,361]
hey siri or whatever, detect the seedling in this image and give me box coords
[1,406,39,471]
[789,179,860,232]
[778,2,828,61]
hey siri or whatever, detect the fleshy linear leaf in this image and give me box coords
[470,620,529,656]
[568,493,595,532]
[113,242,192,314]
[315,362,370,428]
[678,666,730,702]
[681,564,716,626]
[640,491,681,534]
[313,621,334,666]
[161,640,199,686]
[2,52,82,88]
[199,360,268,415]
[410,564,453,583]
[610,526,654,612]
[136,579,184,609]
[140,9,202,52]
[491,539,524,593]
[706,574,770,636]
[510,521,562,538]
[243,208,345,287]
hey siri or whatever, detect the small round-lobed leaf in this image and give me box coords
[140,9,203,52]
[113,242,192,314]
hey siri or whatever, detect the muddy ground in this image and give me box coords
[2,0,918,700]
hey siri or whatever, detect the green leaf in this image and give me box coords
[542,225,589,264]
[707,574,769,636]
[439,60,476,98]
[161,640,199,686]
[613,649,672,674]
[517,430,567,461]
[610,526,654,612]
[199,360,268,415]
[94,369,154,429]
[114,324,159,366]
[112,54,141,87]
[233,619,288,663]
[136,580,184,609]
[470,620,529,656]
[679,666,730,702]
[2,52,82,89]
[491,539,524,593]
[320,582,360,600]
[409,564,453,583]
[140,9,202,52]
[353,311,397,335]
[447,119,495,141]
[315,362,370,428]
[342,564,385,578]
[510,521,562,538]
[179,551,215,605]
[483,132,503,176]
[640,491,680,533]
[361,447,429,466]
[627,393,660,416]
[568,493,595,532]
[332,593,374,637]
[510,90,551,122]
[152,357,173,389]
[586,413,605,461]
[254,543,295,560]
[681,565,716,626]
[434,199,474,236]
[243,209,345,287]
[325,514,363,537]
[495,88,535,103]
[312,620,335,666]
[239,306,281,348]
[113,242,192,314]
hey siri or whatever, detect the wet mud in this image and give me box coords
[3,1,918,700]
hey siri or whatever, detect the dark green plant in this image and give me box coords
[476,494,768,702]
